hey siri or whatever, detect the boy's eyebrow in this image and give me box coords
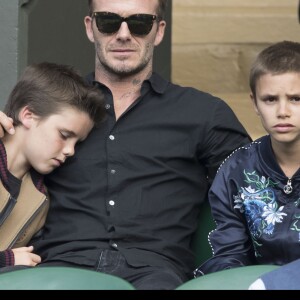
[259,93,277,99]
[286,93,300,97]
[63,129,89,142]
[61,129,77,138]
[63,129,76,135]
[259,93,300,100]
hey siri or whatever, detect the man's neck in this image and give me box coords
[95,68,153,120]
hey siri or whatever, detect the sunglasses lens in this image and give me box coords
[94,13,122,34]
[94,13,156,35]
[127,15,155,35]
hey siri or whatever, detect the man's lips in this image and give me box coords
[112,49,134,52]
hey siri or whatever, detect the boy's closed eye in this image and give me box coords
[59,131,72,140]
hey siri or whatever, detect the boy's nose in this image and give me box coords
[277,103,290,118]
[63,144,75,157]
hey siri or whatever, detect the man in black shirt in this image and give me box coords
[0,0,251,290]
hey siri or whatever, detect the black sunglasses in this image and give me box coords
[92,12,158,36]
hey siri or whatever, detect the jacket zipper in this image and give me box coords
[283,178,293,195]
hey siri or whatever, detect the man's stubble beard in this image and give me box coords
[95,41,154,77]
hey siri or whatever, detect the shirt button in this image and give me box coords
[105,104,111,109]
[112,243,118,248]
[111,170,116,175]
[109,135,115,141]
[109,200,115,206]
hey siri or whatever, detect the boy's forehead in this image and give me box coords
[258,72,300,80]
[255,72,300,92]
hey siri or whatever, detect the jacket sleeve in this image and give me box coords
[195,158,256,276]
[0,249,14,267]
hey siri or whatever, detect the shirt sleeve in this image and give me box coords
[0,249,15,267]
[200,99,252,183]
[194,160,255,276]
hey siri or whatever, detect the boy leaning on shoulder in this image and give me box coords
[0,62,105,268]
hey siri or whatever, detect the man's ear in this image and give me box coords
[84,16,95,43]
[18,106,35,129]
[250,93,260,116]
[154,20,166,47]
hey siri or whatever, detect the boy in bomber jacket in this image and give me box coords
[194,40,300,277]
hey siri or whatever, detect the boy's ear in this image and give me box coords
[250,93,260,116]
[19,106,35,129]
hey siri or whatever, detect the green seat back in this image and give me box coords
[191,200,215,266]
[0,267,135,290]
[177,265,279,290]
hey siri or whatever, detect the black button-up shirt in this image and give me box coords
[32,73,251,276]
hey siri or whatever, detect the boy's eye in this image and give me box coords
[268,97,276,102]
[290,96,300,102]
[60,131,69,140]
[262,96,277,103]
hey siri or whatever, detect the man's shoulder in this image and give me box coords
[165,80,225,105]
[152,73,219,98]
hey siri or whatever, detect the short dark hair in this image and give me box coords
[88,0,168,20]
[157,0,168,20]
[250,40,300,99]
[5,62,106,127]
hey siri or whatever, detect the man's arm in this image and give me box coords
[200,99,252,183]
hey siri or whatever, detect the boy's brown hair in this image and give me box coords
[5,62,106,127]
[250,40,300,99]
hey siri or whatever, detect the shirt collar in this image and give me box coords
[0,140,45,195]
[147,72,169,95]
[259,135,285,176]
[86,72,169,96]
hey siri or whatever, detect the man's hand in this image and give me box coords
[0,111,15,137]
[12,246,41,266]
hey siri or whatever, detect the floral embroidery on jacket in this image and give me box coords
[233,170,287,256]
